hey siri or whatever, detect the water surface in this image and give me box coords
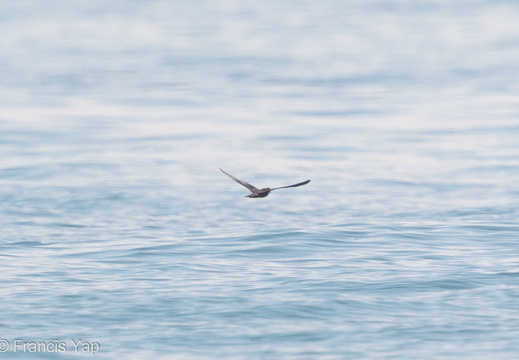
[1,1,519,359]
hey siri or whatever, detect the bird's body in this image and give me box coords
[248,188,271,198]
[219,168,310,198]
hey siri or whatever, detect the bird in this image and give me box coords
[220,168,311,198]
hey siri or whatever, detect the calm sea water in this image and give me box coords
[1,1,519,359]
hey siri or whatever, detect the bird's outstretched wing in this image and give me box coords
[220,168,259,192]
[270,179,311,191]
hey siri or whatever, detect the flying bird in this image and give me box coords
[220,168,310,198]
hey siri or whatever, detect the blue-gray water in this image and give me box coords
[1,1,519,359]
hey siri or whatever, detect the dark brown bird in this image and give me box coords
[220,168,310,198]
